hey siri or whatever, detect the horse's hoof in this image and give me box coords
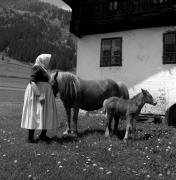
[63,132,68,136]
[123,138,127,144]
[63,130,70,135]
[70,130,75,134]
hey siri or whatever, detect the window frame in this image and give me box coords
[100,37,122,67]
[163,31,176,64]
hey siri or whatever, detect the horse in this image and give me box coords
[103,89,157,142]
[50,71,129,135]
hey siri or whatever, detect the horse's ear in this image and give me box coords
[54,71,58,81]
[141,89,146,95]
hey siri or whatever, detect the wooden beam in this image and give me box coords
[62,0,72,7]
[70,10,176,37]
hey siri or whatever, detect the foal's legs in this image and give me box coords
[105,112,113,137]
[108,116,113,132]
[63,106,71,135]
[123,115,132,143]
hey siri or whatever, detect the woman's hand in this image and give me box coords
[39,95,45,104]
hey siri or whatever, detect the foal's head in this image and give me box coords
[141,89,157,106]
[50,71,59,97]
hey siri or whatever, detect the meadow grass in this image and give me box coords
[1,89,176,180]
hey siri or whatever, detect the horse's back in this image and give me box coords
[104,96,121,110]
[106,79,129,100]
[104,96,128,115]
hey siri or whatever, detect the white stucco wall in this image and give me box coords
[76,26,176,114]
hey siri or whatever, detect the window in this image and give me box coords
[100,38,122,67]
[108,1,119,13]
[108,2,113,11]
[163,32,176,64]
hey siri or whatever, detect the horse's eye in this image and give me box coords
[50,81,54,85]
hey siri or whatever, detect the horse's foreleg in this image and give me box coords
[105,112,113,138]
[73,105,79,135]
[63,106,71,135]
[108,116,113,132]
[123,116,132,143]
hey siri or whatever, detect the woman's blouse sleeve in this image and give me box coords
[30,66,49,83]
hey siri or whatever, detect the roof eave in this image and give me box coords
[62,0,72,7]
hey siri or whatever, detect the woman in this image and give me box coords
[21,54,58,143]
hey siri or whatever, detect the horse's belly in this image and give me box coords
[80,100,102,111]
[79,79,126,111]
[80,106,102,111]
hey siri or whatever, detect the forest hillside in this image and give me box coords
[0,0,76,71]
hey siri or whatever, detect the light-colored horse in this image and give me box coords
[103,89,157,142]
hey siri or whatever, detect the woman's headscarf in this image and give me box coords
[34,54,52,72]
[31,54,52,95]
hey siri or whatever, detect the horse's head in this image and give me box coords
[141,89,157,106]
[50,71,59,97]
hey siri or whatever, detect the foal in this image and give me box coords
[104,89,157,142]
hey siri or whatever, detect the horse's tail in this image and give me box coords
[119,82,129,100]
[102,99,108,114]
[107,79,129,100]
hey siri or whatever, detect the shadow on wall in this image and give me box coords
[130,66,176,115]
[123,61,176,91]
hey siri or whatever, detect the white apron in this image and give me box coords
[21,82,58,129]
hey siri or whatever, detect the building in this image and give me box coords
[63,0,176,114]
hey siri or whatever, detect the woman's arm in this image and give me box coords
[30,66,41,83]
[30,66,41,96]
[30,66,50,83]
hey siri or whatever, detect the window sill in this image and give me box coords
[100,64,122,67]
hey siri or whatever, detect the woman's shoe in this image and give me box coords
[39,135,51,142]
[27,138,37,143]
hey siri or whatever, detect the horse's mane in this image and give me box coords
[56,72,80,106]
[131,92,142,100]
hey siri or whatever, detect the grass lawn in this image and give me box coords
[1,89,176,180]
